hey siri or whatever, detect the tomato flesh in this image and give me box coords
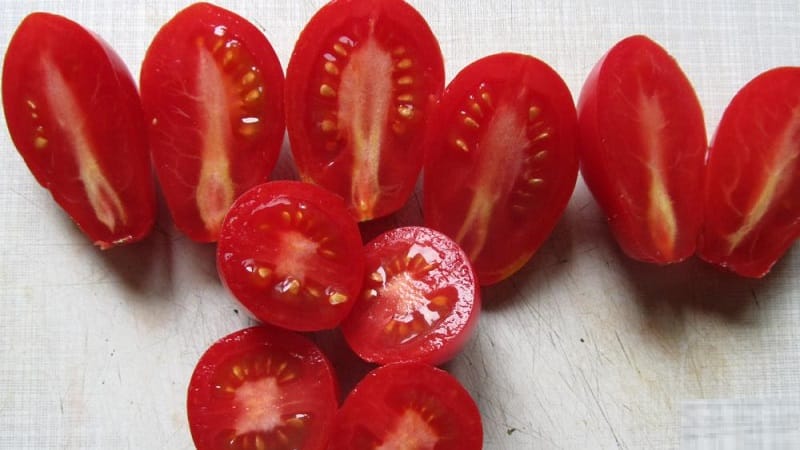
[140,3,285,242]
[286,0,444,221]
[2,13,155,248]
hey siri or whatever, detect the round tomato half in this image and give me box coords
[141,3,285,242]
[187,326,339,450]
[423,53,578,285]
[2,13,155,248]
[217,181,365,331]
[286,0,444,221]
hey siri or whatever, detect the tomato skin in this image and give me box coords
[286,0,445,221]
[2,13,156,248]
[140,2,285,242]
[424,53,578,285]
[698,67,800,278]
[577,35,707,264]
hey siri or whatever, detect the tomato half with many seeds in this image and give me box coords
[577,35,707,264]
[698,67,800,278]
[140,3,285,242]
[217,181,365,331]
[286,0,444,221]
[424,53,579,285]
[341,226,479,366]
[2,13,155,248]
[188,326,339,450]
[328,362,483,450]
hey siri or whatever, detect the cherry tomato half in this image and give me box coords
[341,226,480,365]
[217,181,365,331]
[187,326,339,450]
[577,35,707,264]
[286,0,444,221]
[140,3,285,242]
[698,67,800,278]
[2,13,156,248]
[423,53,579,285]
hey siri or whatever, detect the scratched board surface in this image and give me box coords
[1,1,799,449]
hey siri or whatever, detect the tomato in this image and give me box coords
[187,326,338,450]
[423,53,578,285]
[577,35,707,264]
[285,0,444,221]
[140,3,285,242]
[328,362,483,450]
[216,181,365,331]
[698,67,800,278]
[2,13,155,249]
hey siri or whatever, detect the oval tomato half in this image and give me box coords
[698,67,800,278]
[423,53,578,285]
[140,3,285,242]
[2,13,155,248]
[577,35,708,264]
[328,362,483,450]
[341,226,480,366]
[217,181,365,331]
[286,0,444,221]
[187,326,339,450]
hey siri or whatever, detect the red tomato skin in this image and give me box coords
[424,53,579,285]
[577,35,707,264]
[286,0,444,221]
[698,67,800,278]
[140,2,285,242]
[2,13,156,248]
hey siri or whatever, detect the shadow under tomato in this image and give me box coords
[310,328,377,401]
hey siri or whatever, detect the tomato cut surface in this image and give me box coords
[217,181,364,331]
[2,13,155,249]
[328,362,483,450]
[698,67,800,278]
[187,326,338,450]
[286,0,444,221]
[140,3,285,242]
[341,226,479,365]
[423,53,578,285]
[577,35,707,264]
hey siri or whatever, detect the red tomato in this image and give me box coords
[328,362,483,450]
[577,35,707,264]
[216,181,365,331]
[2,13,155,249]
[286,0,444,221]
[698,67,800,278]
[423,53,579,285]
[140,3,285,242]
[341,226,480,365]
[187,326,339,450]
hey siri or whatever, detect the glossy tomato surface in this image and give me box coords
[328,362,483,450]
[2,13,155,249]
[699,67,800,278]
[141,3,285,242]
[424,53,578,285]
[341,226,479,365]
[187,326,339,450]
[217,181,364,331]
[286,0,444,221]
[577,35,707,264]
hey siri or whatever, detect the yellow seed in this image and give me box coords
[529,178,545,187]
[363,289,379,300]
[319,248,336,259]
[454,138,469,152]
[431,295,449,307]
[320,119,337,133]
[33,136,48,149]
[244,88,261,103]
[384,321,396,333]
[397,93,414,102]
[397,322,410,336]
[529,106,541,122]
[232,365,244,380]
[481,91,493,106]
[397,76,414,86]
[397,58,412,69]
[397,105,414,119]
[287,417,305,428]
[281,210,292,224]
[463,116,479,128]
[277,361,288,375]
[533,150,548,161]
[223,49,236,66]
[320,84,337,98]
[239,122,260,137]
[242,71,257,85]
[393,46,406,56]
[470,102,483,117]
[295,210,304,222]
[324,61,340,76]
[277,430,290,445]
[26,99,37,110]
[328,292,348,305]
[257,267,271,278]
[286,279,301,295]
[279,371,297,383]
[224,385,236,393]
[211,39,224,53]
[255,435,266,450]
[305,285,322,298]
[333,43,348,57]
[533,130,551,142]
[370,271,383,283]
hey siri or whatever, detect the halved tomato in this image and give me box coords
[286,0,444,221]
[328,362,483,450]
[577,35,708,264]
[140,2,285,242]
[2,13,155,248]
[423,53,579,285]
[216,181,365,331]
[187,326,339,450]
[698,67,800,278]
[341,226,480,365]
